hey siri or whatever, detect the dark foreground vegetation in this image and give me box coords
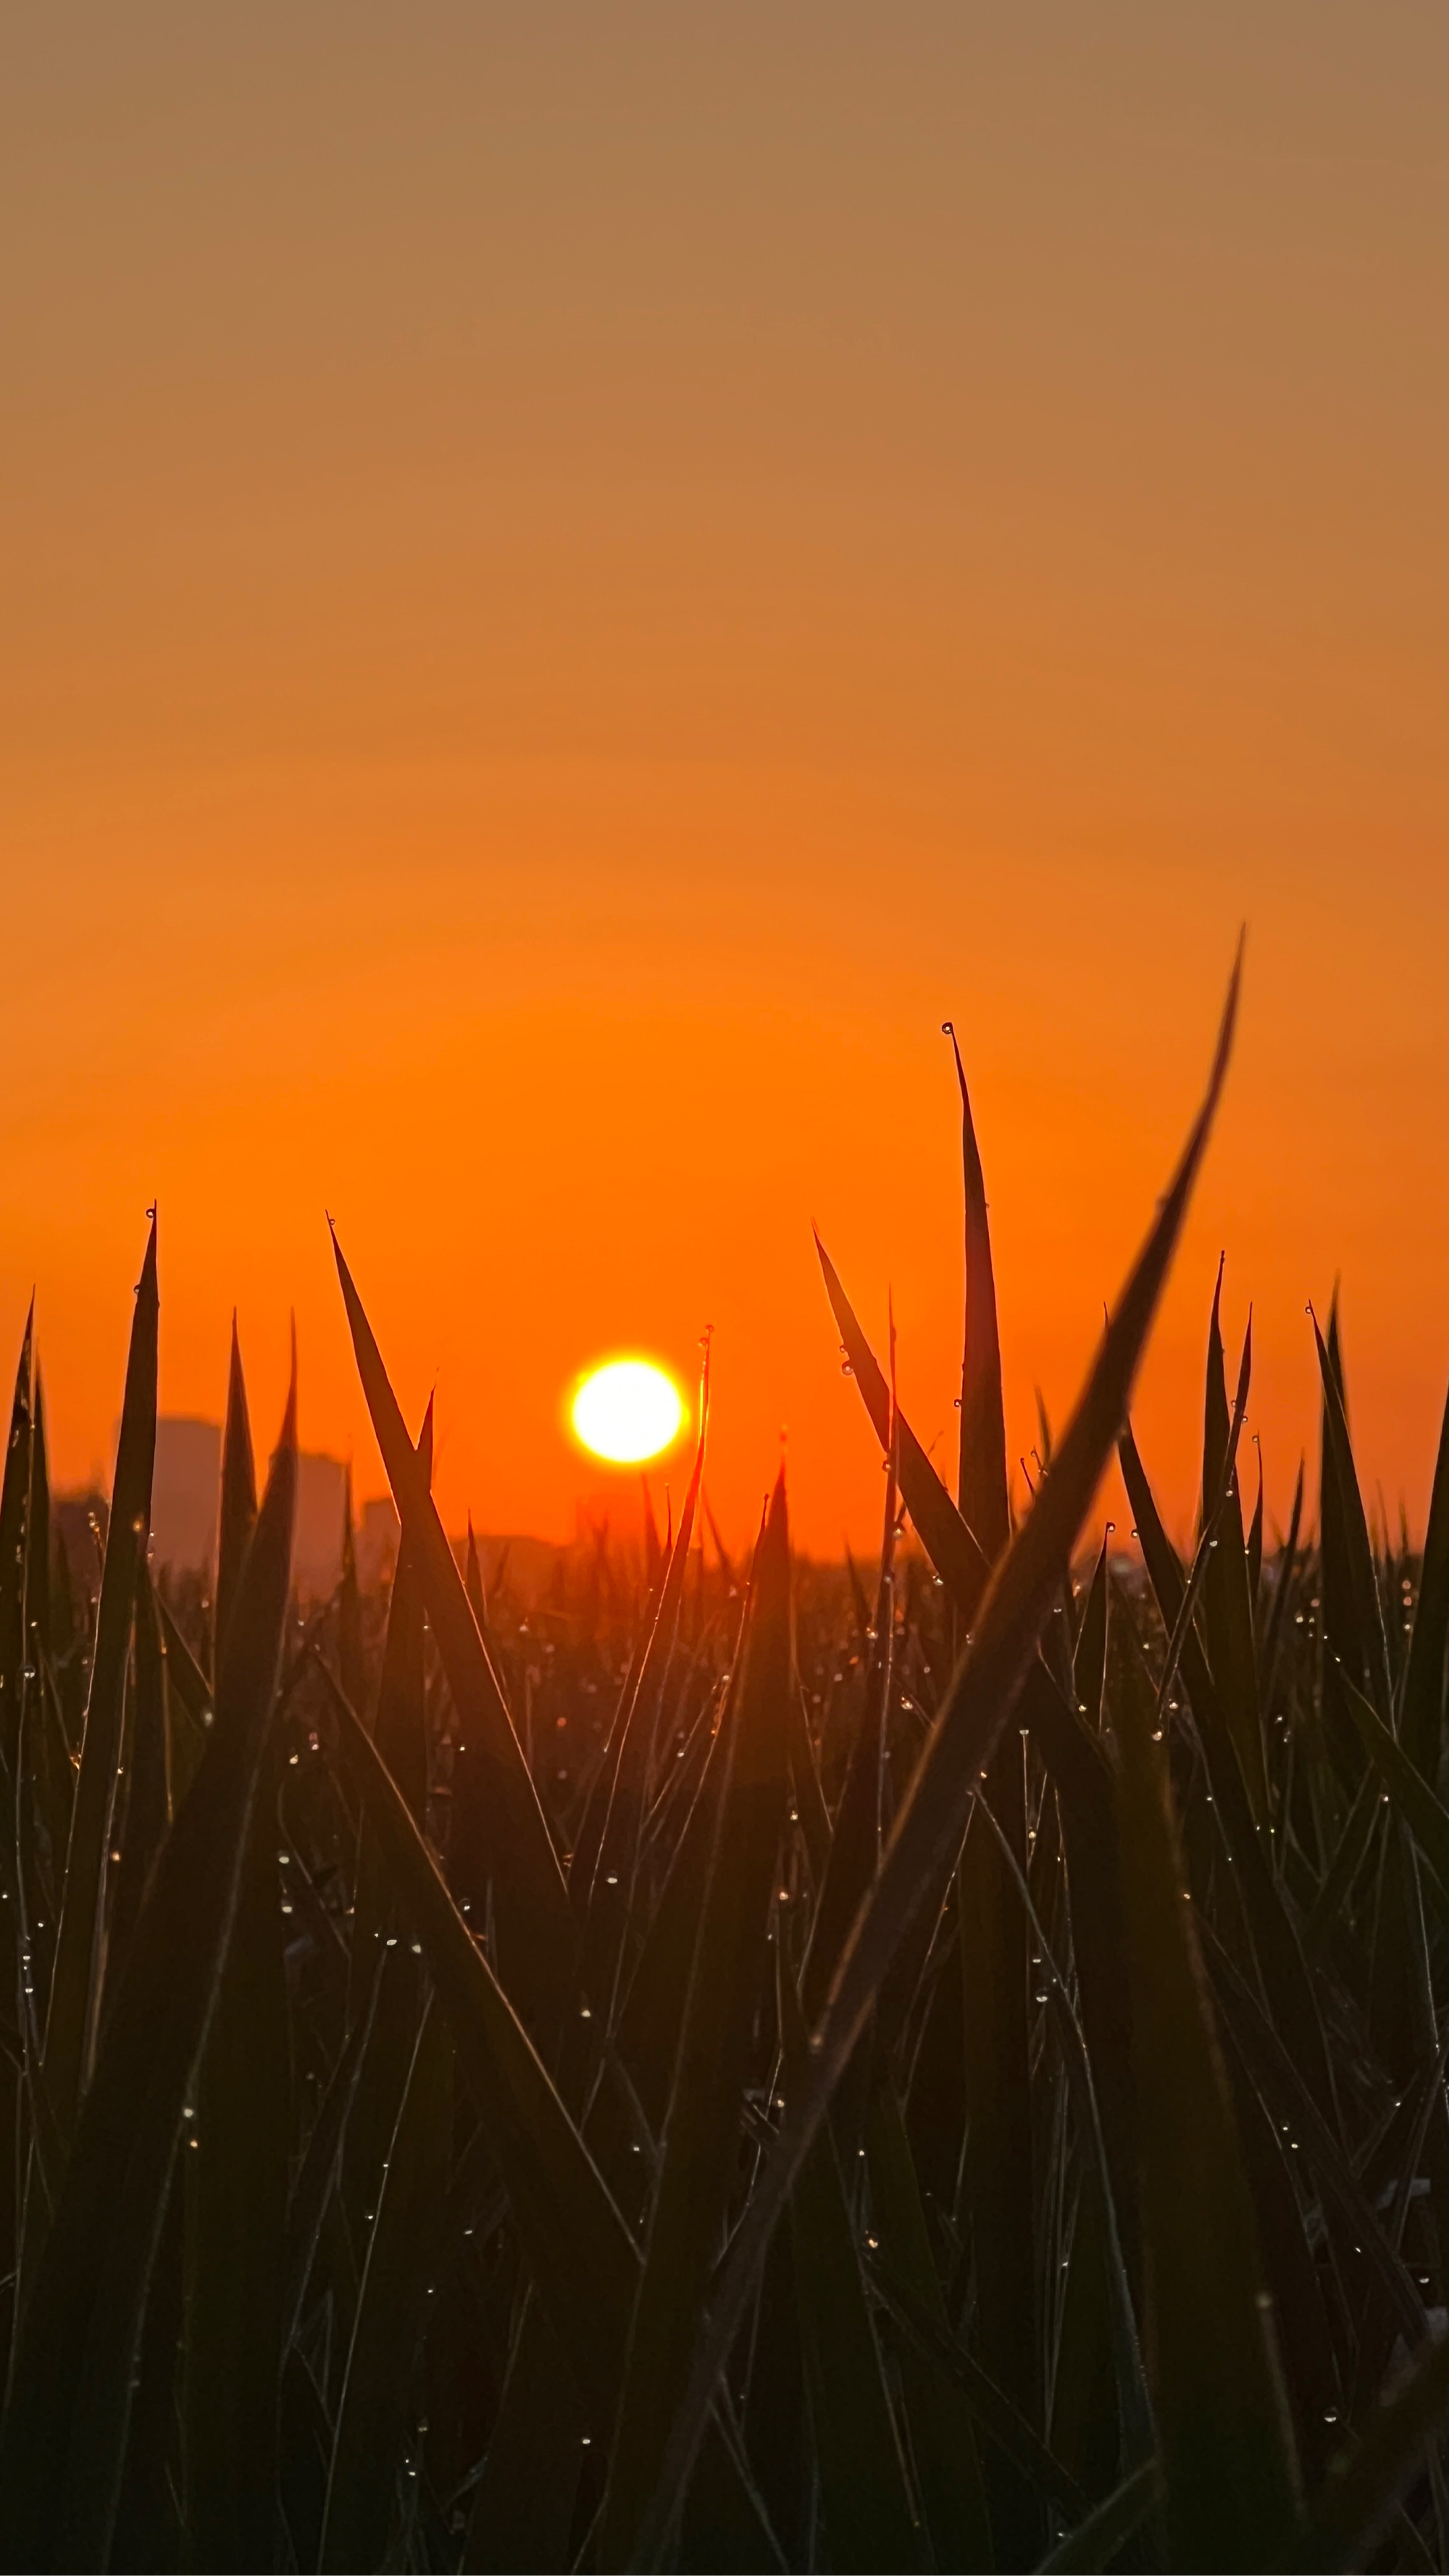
[4,960,1449,2571]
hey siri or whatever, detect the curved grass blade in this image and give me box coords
[625,943,1242,2566]
[329,1226,575,2033]
[0,1357,296,2572]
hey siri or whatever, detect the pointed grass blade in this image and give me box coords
[944,1019,1010,1563]
[815,1234,990,1619]
[44,1215,159,2139]
[1200,1281,1268,1820]
[329,1227,575,2033]
[627,944,1242,2564]
[1311,1309,1392,1720]
[0,1300,34,1776]
[214,1309,257,1673]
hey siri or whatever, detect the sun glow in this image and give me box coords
[570,1358,685,1465]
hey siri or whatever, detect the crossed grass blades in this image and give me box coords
[5,956,1449,2570]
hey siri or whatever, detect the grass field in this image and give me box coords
[4,955,1449,2572]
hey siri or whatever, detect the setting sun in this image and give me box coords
[570,1358,685,1465]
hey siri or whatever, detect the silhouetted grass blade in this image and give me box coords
[1311,1311,1392,1721]
[320,1665,638,2417]
[107,1560,171,1975]
[214,1308,257,1674]
[321,1998,453,2572]
[630,945,1241,2564]
[0,1353,296,2571]
[814,1234,990,1617]
[44,1214,159,2141]
[1399,1370,1449,1782]
[329,1226,575,2033]
[182,1739,291,2568]
[1112,1628,1298,2569]
[1201,1280,1268,1820]
[943,1019,1010,1564]
[598,1473,792,2567]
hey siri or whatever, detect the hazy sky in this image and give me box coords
[4,6,1448,1551]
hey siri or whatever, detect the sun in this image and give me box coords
[570,1358,685,1465]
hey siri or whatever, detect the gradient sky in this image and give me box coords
[4,6,1448,1555]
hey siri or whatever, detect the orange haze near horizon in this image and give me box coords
[4,9,1448,1559]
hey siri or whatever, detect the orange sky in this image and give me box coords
[4,8,1448,1556]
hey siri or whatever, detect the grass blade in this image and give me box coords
[330,1226,575,2035]
[320,1998,453,2572]
[597,1475,793,2565]
[629,942,1242,2564]
[943,1019,1010,1565]
[214,1309,257,1673]
[1111,1626,1299,2567]
[44,1215,159,2140]
[317,1660,638,2420]
[1399,1369,1449,1782]
[1200,1280,1268,1820]
[0,1354,296,2570]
